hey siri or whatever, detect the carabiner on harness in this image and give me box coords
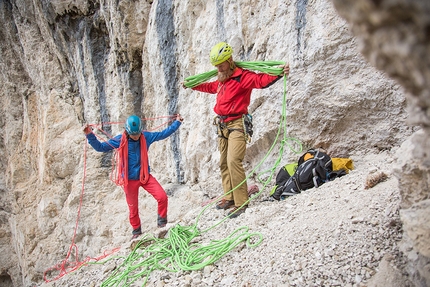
[213,116,229,139]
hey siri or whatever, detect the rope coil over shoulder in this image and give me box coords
[183,61,286,88]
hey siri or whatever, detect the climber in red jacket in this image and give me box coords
[184,42,289,218]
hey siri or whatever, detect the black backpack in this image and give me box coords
[271,149,333,200]
[269,163,297,197]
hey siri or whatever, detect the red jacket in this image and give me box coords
[192,67,281,122]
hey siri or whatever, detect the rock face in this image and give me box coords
[0,0,426,286]
[331,0,430,285]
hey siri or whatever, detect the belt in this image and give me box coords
[217,114,242,123]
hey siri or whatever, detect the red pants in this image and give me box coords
[123,175,168,229]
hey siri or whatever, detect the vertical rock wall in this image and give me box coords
[0,0,419,285]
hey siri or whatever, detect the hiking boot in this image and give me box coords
[216,199,235,210]
[157,215,167,228]
[228,206,248,218]
[131,226,142,240]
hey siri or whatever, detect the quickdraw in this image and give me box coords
[213,116,228,139]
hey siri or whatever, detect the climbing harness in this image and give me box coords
[212,114,253,143]
[213,115,244,140]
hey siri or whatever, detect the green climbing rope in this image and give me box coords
[100,225,263,287]
[183,61,286,88]
[100,61,302,287]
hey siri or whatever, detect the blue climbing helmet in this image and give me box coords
[125,115,143,135]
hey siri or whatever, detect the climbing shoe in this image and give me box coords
[228,206,248,218]
[216,199,235,210]
[157,215,167,228]
[131,226,142,240]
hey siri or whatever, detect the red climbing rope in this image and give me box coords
[43,140,120,282]
[43,114,176,282]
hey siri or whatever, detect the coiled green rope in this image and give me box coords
[99,225,263,287]
[183,61,286,88]
[99,61,302,287]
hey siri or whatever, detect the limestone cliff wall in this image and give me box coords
[0,0,422,286]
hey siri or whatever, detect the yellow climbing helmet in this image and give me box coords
[210,42,233,66]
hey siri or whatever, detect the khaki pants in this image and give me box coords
[217,118,249,207]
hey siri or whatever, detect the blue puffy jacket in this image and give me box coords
[86,120,181,180]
